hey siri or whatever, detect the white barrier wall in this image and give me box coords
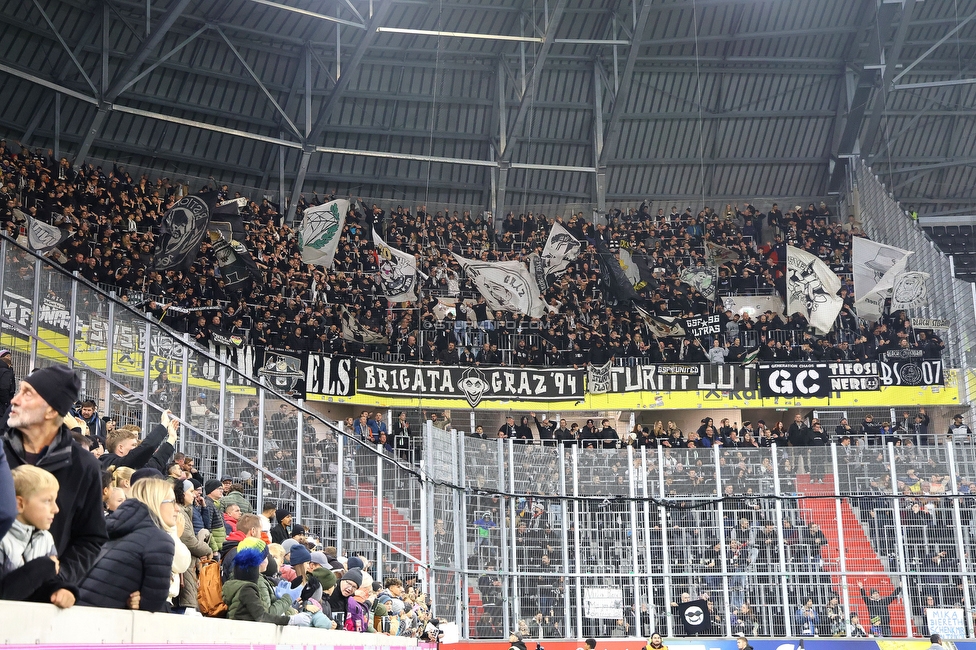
[0,601,420,648]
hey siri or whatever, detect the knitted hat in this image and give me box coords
[343,568,363,587]
[290,524,306,537]
[204,479,222,495]
[238,537,269,560]
[389,598,405,615]
[374,602,389,617]
[182,479,194,494]
[23,365,80,416]
[190,479,203,490]
[289,544,311,566]
[131,467,164,484]
[0,350,10,357]
[233,547,264,583]
[281,539,299,554]
[311,567,337,591]
[347,556,365,570]
[276,508,292,522]
[310,551,329,566]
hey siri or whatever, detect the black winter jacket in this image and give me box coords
[0,440,15,541]
[77,498,175,612]
[3,423,107,586]
[99,423,168,471]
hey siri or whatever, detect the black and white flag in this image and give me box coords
[677,599,711,635]
[852,238,912,322]
[339,306,388,345]
[452,253,548,318]
[705,241,739,266]
[635,304,686,338]
[541,222,582,283]
[786,245,843,334]
[680,266,718,301]
[587,360,613,394]
[890,271,929,312]
[153,192,218,271]
[372,229,417,302]
[25,213,70,254]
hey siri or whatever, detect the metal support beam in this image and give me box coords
[29,0,99,97]
[597,0,653,167]
[495,59,508,216]
[499,0,567,163]
[828,0,898,190]
[215,27,303,140]
[592,59,606,214]
[244,0,365,29]
[287,0,395,223]
[105,0,194,100]
[863,0,920,163]
[890,7,976,86]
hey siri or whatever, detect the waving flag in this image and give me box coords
[25,213,71,254]
[786,246,843,334]
[705,241,739,266]
[153,192,218,270]
[541,222,582,282]
[853,238,912,322]
[452,254,548,318]
[299,199,348,268]
[680,266,718,301]
[890,271,930,312]
[372,229,417,302]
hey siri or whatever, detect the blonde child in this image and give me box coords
[0,465,76,607]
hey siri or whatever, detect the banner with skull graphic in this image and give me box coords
[372,229,418,303]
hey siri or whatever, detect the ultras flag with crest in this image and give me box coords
[339,305,388,345]
[153,191,219,271]
[299,199,348,268]
[372,229,417,302]
[786,245,843,334]
[852,237,912,322]
[452,253,548,318]
[540,221,582,284]
[208,231,263,295]
[24,212,71,254]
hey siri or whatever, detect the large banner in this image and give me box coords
[600,362,755,393]
[356,360,585,408]
[153,191,218,271]
[305,354,355,397]
[760,359,941,396]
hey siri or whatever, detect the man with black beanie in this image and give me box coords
[2,364,107,587]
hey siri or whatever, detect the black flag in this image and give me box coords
[209,231,263,294]
[153,191,218,271]
[594,231,640,303]
[677,599,711,635]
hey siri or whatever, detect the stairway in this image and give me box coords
[344,483,422,562]
[795,473,909,636]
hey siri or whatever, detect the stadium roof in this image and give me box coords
[1,0,975,219]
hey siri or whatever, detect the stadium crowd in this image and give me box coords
[0,140,967,640]
[0,140,945,371]
[0,363,440,638]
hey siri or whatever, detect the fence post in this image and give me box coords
[946,441,973,637]
[335,429,344,554]
[887,442,913,636]
[830,443,852,636]
[771,443,793,637]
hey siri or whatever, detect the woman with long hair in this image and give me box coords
[78,478,179,611]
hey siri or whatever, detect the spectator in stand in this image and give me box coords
[222,539,309,626]
[203,479,226,552]
[0,465,77,607]
[857,579,902,637]
[221,483,253,514]
[78,477,178,612]
[72,400,106,449]
[173,478,211,611]
[99,411,178,471]
[0,350,15,417]
[270,507,293,544]
[2,365,107,586]
[947,414,973,444]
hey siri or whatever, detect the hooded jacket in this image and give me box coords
[77,498,174,612]
[221,490,253,514]
[3,422,107,586]
[221,549,293,623]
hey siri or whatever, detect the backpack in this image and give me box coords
[197,558,228,617]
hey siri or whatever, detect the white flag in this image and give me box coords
[635,304,686,338]
[372,229,417,302]
[541,222,582,282]
[299,199,348,268]
[339,305,388,345]
[452,253,548,318]
[786,246,843,334]
[25,214,69,253]
[587,360,613,395]
[722,295,785,319]
[617,246,641,287]
[852,238,911,295]
[705,240,740,266]
[852,239,913,322]
[890,272,930,312]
